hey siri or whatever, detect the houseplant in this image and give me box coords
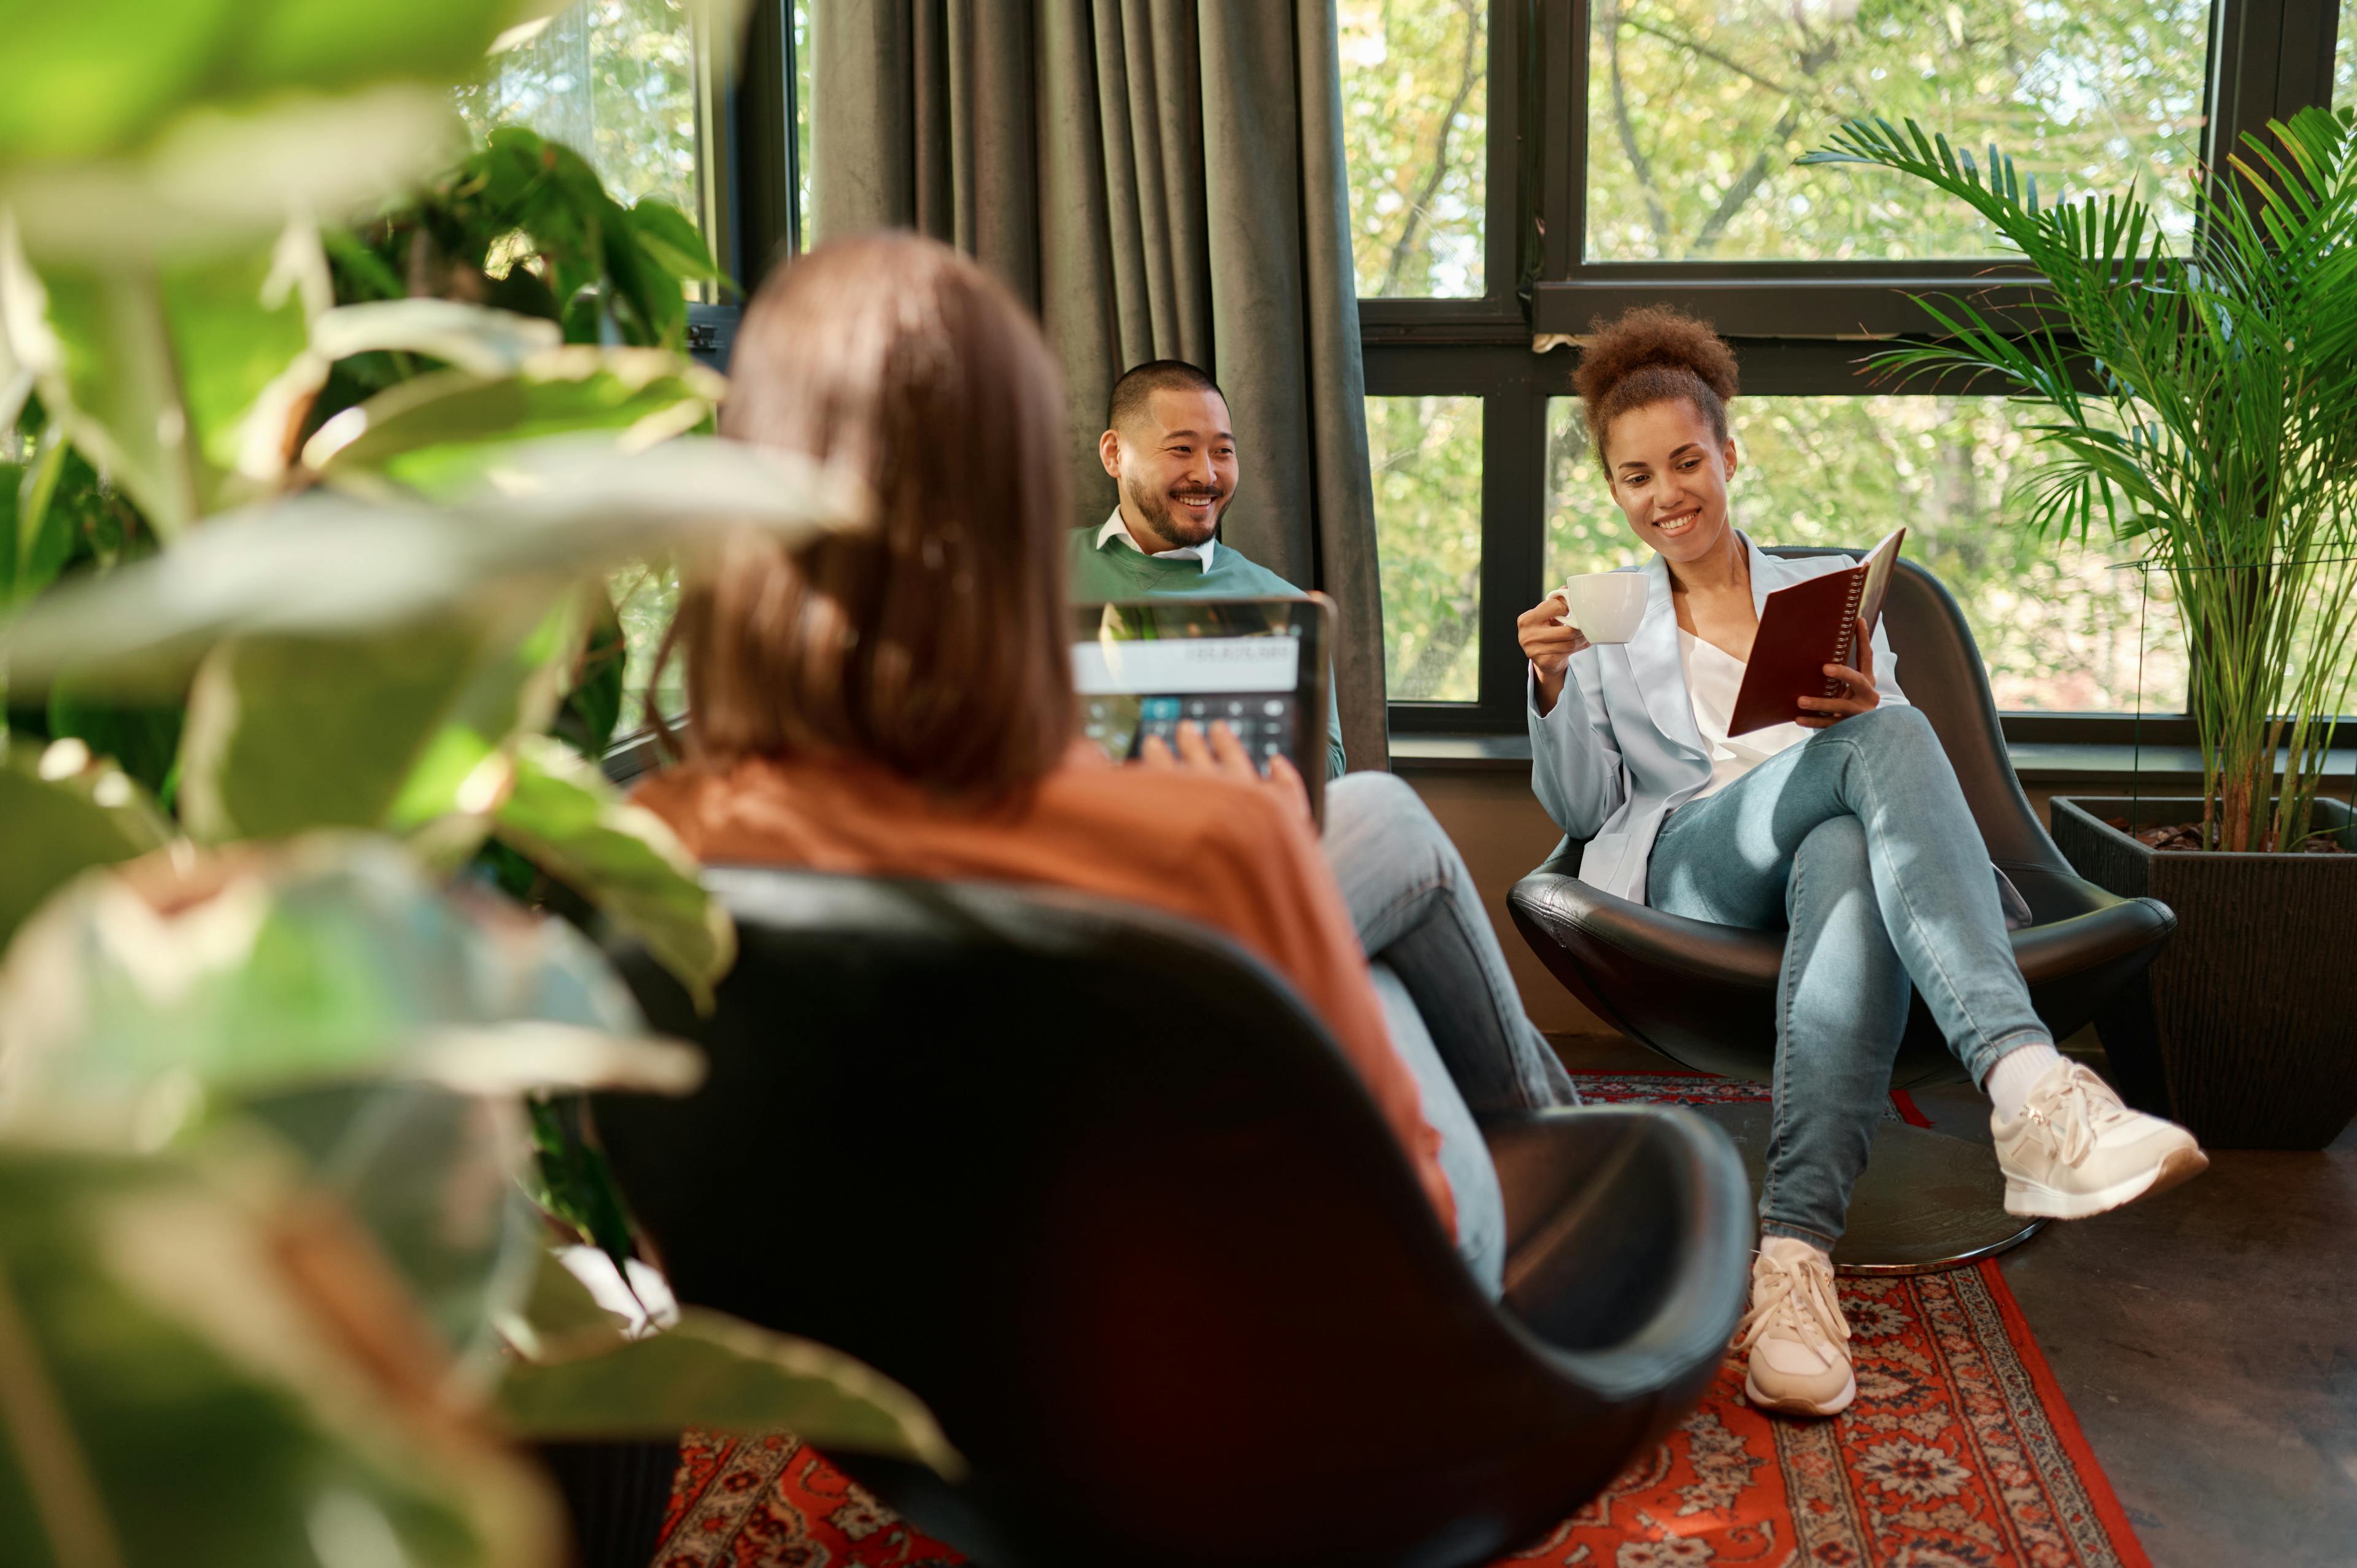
[0,2,958,1562]
[1800,107,2357,1147]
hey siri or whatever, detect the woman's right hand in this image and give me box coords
[1517,593,1592,716]
[1138,719,1313,828]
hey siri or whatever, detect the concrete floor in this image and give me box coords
[1553,1033,2357,1568]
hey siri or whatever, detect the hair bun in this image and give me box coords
[1572,306,1738,406]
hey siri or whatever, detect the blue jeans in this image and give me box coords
[1323,773,1579,1295]
[1646,706,2048,1248]
[1323,773,1577,1114]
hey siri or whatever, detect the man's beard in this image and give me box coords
[1123,473,1225,549]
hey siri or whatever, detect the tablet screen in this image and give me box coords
[1072,597,1330,819]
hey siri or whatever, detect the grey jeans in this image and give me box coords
[1647,705,2048,1248]
[1322,773,1579,1294]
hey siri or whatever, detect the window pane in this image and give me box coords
[1370,396,1484,701]
[1584,0,2211,261]
[459,0,703,222]
[795,2,815,245]
[1544,396,2188,711]
[2339,0,2357,111]
[1340,0,1488,298]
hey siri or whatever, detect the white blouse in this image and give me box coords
[1677,628,1812,800]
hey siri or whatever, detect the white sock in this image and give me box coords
[1986,1042,2066,1123]
[1759,1235,1831,1271]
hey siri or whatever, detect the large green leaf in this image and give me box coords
[0,1,555,164]
[498,1310,964,1474]
[239,1084,546,1365]
[2,227,198,535]
[173,602,570,842]
[0,82,468,266]
[0,1141,565,1568]
[492,735,735,1009]
[0,832,700,1129]
[302,346,725,498]
[0,436,869,698]
[626,198,721,287]
[0,835,703,1358]
[0,737,170,956]
[161,224,331,504]
[493,1249,961,1475]
[309,297,564,377]
[1,222,329,535]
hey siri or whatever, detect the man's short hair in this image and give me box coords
[1108,358,1226,433]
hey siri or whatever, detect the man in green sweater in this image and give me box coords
[1070,358,1577,1292]
[1069,358,1349,779]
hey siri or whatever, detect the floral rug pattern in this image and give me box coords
[1567,1069,1926,1126]
[1496,1262,2148,1567]
[658,1429,960,1568]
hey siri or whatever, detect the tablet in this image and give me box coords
[1072,596,1331,823]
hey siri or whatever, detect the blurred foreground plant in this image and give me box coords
[0,4,949,1563]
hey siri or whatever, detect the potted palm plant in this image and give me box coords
[1801,107,2357,1149]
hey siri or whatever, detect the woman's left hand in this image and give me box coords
[1797,617,1881,728]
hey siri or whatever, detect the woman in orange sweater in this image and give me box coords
[637,233,1546,1288]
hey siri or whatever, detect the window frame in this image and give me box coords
[1364,0,2357,741]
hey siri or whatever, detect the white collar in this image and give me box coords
[1096,508,1215,573]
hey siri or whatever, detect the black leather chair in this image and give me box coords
[592,867,1752,1568]
[1509,550,2177,1270]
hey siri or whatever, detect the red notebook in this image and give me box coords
[1727,528,1906,736]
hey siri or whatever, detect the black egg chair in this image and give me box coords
[590,867,1754,1568]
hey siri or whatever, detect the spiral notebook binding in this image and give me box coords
[1821,568,1868,698]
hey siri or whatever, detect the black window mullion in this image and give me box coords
[1555,0,1593,272]
[1477,361,1544,724]
[1486,0,1525,313]
[2274,0,2345,112]
[729,0,799,297]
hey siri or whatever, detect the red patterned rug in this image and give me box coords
[1568,1068,1932,1128]
[653,1075,2146,1568]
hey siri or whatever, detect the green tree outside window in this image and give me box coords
[1585,0,2212,261]
[1369,395,1485,702]
[2337,0,2357,112]
[1341,0,1489,298]
[457,0,703,220]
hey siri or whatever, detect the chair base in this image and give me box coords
[1689,1104,2046,1275]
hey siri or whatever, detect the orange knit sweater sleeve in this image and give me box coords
[1171,786,1459,1241]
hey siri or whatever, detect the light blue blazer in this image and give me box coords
[1528,534,1908,906]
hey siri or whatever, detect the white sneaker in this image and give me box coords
[1736,1238,1854,1418]
[1992,1059,2208,1219]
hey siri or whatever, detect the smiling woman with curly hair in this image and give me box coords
[1517,305,2206,1419]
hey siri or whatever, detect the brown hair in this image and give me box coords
[659,233,1074,803]
[1571,306,1740,463]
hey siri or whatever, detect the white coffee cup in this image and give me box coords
[1557,572,1647,644]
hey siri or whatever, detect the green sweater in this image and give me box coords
[1069,525,1348,779]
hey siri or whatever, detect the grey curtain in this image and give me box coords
[811,0,1390,770]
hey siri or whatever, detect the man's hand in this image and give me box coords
[1797,617,1881,728]
[1139,719,1312,827]
[1517,592,1592,716]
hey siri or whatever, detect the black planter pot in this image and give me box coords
[533,1437,681,1568]
[2050,795,2357,1150]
